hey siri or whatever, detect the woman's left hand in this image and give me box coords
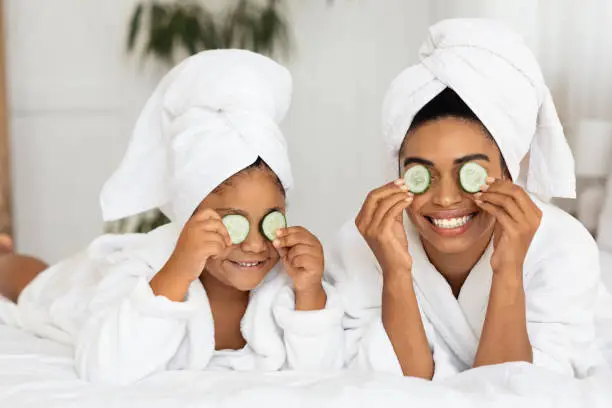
[273,227,325,300]
[474,178,542,275]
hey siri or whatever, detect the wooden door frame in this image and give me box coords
[0,0,12,236]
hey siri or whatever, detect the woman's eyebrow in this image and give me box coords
[403,157,435,168]
[453,154,490,165]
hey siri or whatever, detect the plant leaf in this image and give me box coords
[146,3,174,63]
[130,1,292,68]
[197,6,222,49]
[127,3,145,51]
[258,2,289,55]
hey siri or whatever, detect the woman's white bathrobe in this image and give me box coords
[1,223,344,385]
[327,197,603,379]
[329,18,607,380]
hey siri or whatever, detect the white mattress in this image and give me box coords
[0,324,611,407]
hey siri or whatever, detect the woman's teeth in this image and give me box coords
[431,215,473,229]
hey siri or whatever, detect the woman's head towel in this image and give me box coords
[100,50,294,226]
[383,19,575,199]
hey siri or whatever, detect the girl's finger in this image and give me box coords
[197,219,232,245]
[273,230,318,249]
[192,207,221,222]
[286,244,319,265]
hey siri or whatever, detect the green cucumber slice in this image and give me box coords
[459,162,488,193]
[261,211,287,241]
[404,164,431,194]
[222,214,250,245]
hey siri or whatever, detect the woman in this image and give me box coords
[0,50,344,385]
[328,19,602,380]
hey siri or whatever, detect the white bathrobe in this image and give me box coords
[0,50,345,385]
[1,223,344,385]
[328,197,603,380]
[328,18,606,380]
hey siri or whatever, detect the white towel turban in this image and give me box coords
[101,50,294,227]
[383,19,575,199]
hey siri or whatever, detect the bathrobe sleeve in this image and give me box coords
[524,207,602,377]
[272,280,345,370]
[326,220,476,379]
[323,220,406,373]
[74,258,201,385]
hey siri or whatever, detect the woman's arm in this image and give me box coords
[382,268,434,379]
[473,179,541,367]
[355,180,434,379]
[474,269,532,367]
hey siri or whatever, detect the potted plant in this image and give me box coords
[127,0,291,64]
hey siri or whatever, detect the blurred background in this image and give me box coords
[2,0,612,264]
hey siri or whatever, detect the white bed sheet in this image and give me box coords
[0,324,611,408]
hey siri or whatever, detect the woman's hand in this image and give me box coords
[474,178,542,275]
[356,179,414,275]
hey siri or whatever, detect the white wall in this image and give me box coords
[6,0,166,262]
[282,1,430,249]
[6,0,431,262]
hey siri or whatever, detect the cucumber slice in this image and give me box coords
[261,211,287,241]
[459,162,488,193]
[404,164,431,194]
[222,214,250,245]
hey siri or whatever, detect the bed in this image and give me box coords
[0,321,610,407]
[2,180,612,407]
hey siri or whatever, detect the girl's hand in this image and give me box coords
[166,208,232,282]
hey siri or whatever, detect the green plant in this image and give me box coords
[105,209,171,235]
[127,0,291,64]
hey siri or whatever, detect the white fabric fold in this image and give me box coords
[382,19,575,199]
[0,224,344,385]
[100,49,294,226]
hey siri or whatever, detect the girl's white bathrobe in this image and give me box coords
[1,223,344,385]
[328,198,604,379]
[0,50,345,385]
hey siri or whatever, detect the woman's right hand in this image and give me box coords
[164,208,232,282]
[355,179,414,274]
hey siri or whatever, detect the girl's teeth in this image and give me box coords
[237,261,260,267]
[431,215,472,229]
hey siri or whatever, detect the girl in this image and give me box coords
[0,50,344,384]
[328,19,603,380]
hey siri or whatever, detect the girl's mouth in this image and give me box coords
[228,260,267,269]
